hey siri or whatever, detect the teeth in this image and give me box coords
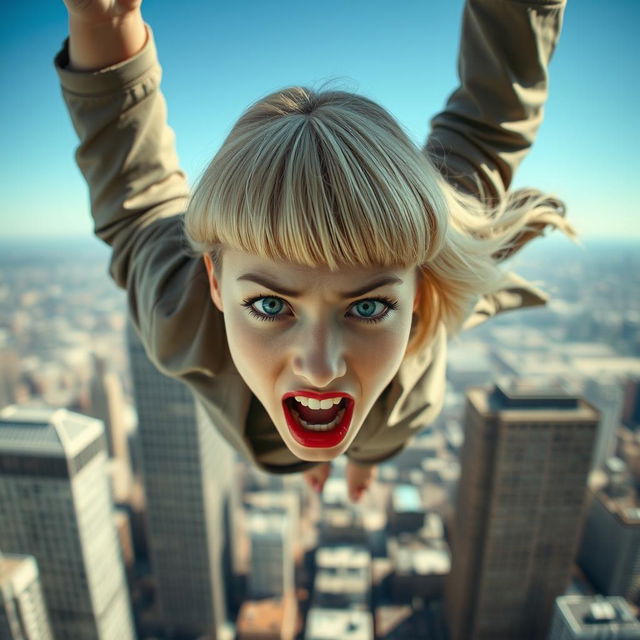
[294,395,343,409]
[291,407,345,432]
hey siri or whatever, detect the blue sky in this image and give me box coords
[1,0,638,241]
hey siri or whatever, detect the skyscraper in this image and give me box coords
[0,553,53,640]
[445,383,599,640]
[0,406,135,640]
[127,324,234,638]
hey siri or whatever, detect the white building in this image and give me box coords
[0,406,135,640]
[0,553,53,640]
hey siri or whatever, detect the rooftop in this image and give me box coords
[0,554,39,603]
[236,596,296,635]
[556,595,640,632]
[316,546,370,570]
[392,485,423,513]
[0,405,103,458]
[305,608,373,640]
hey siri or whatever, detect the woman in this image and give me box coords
[57,0,575,502]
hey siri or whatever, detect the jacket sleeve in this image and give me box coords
[425,0,566,204]
[55,27,229,377]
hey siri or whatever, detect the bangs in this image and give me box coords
[185,88,445,270]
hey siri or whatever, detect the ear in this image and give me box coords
[203,254,224,312]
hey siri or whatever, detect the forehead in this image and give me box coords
[222,246,415,289]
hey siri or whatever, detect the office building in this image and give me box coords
[445,382,599,640]
[548,595,640,639]
[248,511,294,599]
[0,553,53,640]
[387,533,450,602]
[387,484,426,535]
[583,377,623,470]
[578,460,640,603]
[0,406,135,640]
[320,479,366,545]
[312,546,371,611]
[127,325,235,638]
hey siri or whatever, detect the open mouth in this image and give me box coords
[282,392,355,448]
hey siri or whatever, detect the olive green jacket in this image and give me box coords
[55,0,568,473]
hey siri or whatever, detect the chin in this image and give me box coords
[285,439,347,463]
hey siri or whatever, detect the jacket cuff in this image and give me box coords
[54,24,157,96]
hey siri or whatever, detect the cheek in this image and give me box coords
[349,325,411,385]
[223,310,280,380]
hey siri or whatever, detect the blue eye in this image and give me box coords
[353,300,384,318]
[242,296,288,322]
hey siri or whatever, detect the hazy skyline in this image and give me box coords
[1,0,638,240]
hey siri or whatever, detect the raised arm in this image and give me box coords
[56,2,228,377]
[426,0,567,204]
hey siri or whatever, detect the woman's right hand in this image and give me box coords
[64,0,146,71]
[63,0,142,25]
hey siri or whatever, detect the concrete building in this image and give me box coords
[320,479,366,545]
[583,376,624,470]
[0,554,53,640]
[445,382,599,640]
[313,546,371,611]
[0,406,135,640]
[127,324,235,638]
[387,534,450,602]
[578,460,640,604]
[548,595,640,639]
[248,512,294,599]
[387,484,425,535]
[245,491,300,561]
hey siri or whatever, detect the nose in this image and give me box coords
[290,319,347,389]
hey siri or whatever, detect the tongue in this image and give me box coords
[295,401,341,424]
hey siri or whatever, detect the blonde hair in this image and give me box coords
[184,86,576,354]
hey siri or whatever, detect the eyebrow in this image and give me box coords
[236,273,403,299]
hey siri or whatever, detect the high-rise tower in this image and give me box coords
[0,406,135,640]
[445,383,599,640]
[127,324,235,638]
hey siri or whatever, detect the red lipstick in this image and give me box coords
[282,390,355,448]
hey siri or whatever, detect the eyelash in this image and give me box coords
[240,294,399,324]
